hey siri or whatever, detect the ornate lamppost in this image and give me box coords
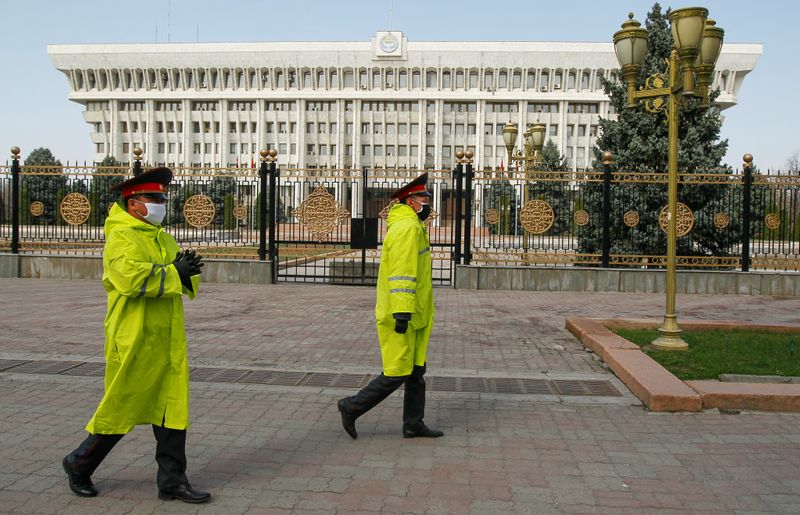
[502,121,547,263]
[613,8,724,350]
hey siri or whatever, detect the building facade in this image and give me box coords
[48,32,761,170]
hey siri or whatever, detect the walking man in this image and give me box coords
[62,166,211,503]
[337,173,444,439]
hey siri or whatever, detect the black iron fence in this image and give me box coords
[2,151,799,274]
[0,158,267,259]
[454,157,800,271]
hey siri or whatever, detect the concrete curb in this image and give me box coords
[565,316,800,412]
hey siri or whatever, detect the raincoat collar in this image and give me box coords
[106,202,163,234]
[387,202,420,227]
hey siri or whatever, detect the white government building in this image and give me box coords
[48,31,761,171]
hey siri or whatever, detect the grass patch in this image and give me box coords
[615,328,800,380]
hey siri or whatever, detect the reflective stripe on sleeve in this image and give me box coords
[418,246,430,255]
[388,275,417,282]
[156,265,167,298]
[390,288,417,294]
[138,265,157,298]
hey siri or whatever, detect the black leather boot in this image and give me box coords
[338,373,407,439]
[402,365,444,438]
[63,433,124,497]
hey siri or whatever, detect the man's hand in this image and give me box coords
[393,313,411,334]
[173,250,204,284]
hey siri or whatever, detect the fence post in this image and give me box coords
[258,150,269,261]
[10,146,20,254]
[463,150,474,265]
[453,162,463,266]
[741,153,753,272]
[601,151,612,268]
[132,147,143,175]
[267,150,278,273]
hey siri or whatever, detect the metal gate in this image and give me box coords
[272,168,455,286]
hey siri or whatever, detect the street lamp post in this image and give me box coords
[613,8,724,350]
[502,121,546,263]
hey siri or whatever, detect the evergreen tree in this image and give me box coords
[528,139,572,235]
[90,156,126,225]
[578,3,751,262]
[22,148,66,226]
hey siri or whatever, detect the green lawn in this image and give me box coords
[615,328,800,380]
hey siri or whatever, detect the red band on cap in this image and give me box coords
[397,184,427,199]
[122,182,165,198]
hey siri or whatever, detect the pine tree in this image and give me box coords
[90,156,126,225]
[528,139,572,236]
[578,3,751,262]
[22,148,66,226]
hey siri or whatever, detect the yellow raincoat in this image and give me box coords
[375,202,434,377]
[85,203,198,434]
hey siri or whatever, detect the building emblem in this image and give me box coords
[29,201,44,217]
[574,210,590,227]
[379,33,399,53]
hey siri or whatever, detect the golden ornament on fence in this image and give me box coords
[713,212,730,229]
[29,201,44,217]
[183,194,216,228]
[764,213,781,230]
[624,210,640,228]
[293,186,349,242]
[233,203,247,220]
[573,210,589,227]
[485,208,500,225]
[658,202,694,236]
[60,193,91,226]
[519,200,554,234]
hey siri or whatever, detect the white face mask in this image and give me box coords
[133,199,167,225]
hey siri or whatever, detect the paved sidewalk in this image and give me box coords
[1,278,800,513]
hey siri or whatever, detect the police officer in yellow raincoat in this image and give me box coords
[62,167,211,503]
[337,173,444,439]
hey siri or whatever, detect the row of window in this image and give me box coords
[101,100,599,114]
[98,142,595,161]
[111,120,598,138]
[74,66,620,94]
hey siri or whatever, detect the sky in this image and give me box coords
[1,0,797,171]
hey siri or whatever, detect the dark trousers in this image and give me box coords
[342,364,427,428]
[66,425,188,490]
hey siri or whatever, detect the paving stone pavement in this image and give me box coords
[1,278,800,514]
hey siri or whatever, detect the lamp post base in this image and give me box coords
[651,316,689,351]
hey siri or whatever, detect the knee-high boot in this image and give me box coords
[337,373,407,439]
[63,433,124,496]
[344,373,407,418]
[403,364,426,428]
[152,425,188,491]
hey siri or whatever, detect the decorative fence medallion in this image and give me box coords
[29,201,44,217]
[233,203,247,220]
[573,210,589,227]
[184,194,216,228]
[714,212,730,229]
[485,208,500,225]
[519,200,554,234]
[293,186,349,242]
[764,213,781,230]
[60,193,91,225]
[623,210,640,228]
[658,202,694,236]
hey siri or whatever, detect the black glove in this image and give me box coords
[173,250,204,290]
[393,313,411,334]
[183,249,204,272]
